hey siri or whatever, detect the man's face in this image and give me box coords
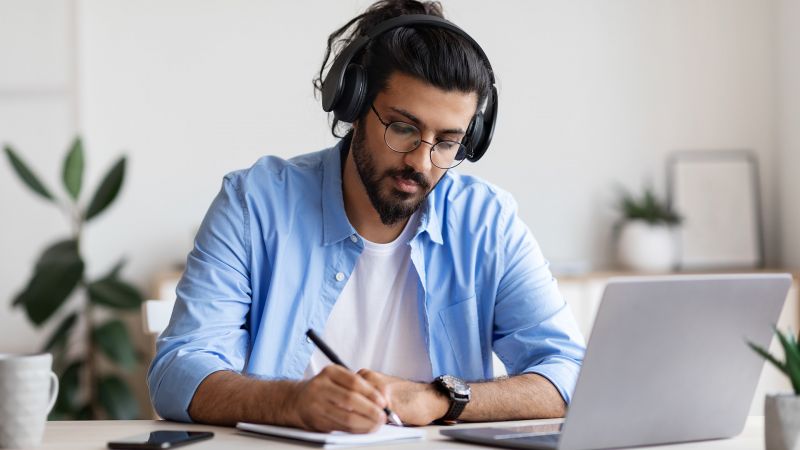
[351,72,478,226]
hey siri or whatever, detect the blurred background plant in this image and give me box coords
[4,137,143,420]
[749,327,800,394]
[614,185,682,272]
[617,186,682,226]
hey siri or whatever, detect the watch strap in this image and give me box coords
[434,375,470,422]
[441,396,467,421]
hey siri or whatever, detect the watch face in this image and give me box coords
[441,375,471,396]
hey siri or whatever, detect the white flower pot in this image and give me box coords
[616,221,677,272]
[765,394,800,450]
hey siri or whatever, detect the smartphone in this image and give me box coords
[107,431,214,449]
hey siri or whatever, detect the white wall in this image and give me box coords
[469,0,779,269]
[779,0,800,267]
[76,0,781,283]
[0,0,78,353]
[0,1,786,351]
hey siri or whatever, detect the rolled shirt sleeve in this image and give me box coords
[491,195,586,404]
[147,174,253,422]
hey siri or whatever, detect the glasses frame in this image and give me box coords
[370,105,467,169]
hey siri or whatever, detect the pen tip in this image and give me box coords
[387,410,403,427]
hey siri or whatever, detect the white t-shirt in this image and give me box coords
[304,212,433,381]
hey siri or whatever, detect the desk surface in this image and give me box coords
[33,416,765,450]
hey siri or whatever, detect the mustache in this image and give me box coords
[385,167,431,190]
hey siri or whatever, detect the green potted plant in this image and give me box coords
[4,137,143,419]
[615,186,682,272]
[749,328,800,450]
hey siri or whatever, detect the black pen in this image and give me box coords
[305,329,404,427]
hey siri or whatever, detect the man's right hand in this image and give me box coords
[287,365,389,433]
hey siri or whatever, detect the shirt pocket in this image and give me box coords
[438,295,485,379]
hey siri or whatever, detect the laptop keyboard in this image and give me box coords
[460,423,561,440]
[470,423,563,439]
[440,424,563,450]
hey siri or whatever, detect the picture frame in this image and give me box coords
[666,150,764,270]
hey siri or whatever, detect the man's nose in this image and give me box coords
[402,138,434,175]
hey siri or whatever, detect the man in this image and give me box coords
[148,0,585,434]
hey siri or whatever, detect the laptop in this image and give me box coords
[441,274,791,450]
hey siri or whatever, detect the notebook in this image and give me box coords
[236,422,426,448]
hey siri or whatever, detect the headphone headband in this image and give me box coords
[365,15,495,84]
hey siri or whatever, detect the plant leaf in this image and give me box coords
[88,277,143,310]
[105,258,127,280]
[748,341,787,375]
[75,404,93,420]
[617,185,681,225]
[47,407,71,421]
[42,311,78,353]
[98,375,139,419]
[4,144,55,202]
[12,239,84,325]
[85,156,125,221]
[60,360,84,411]
[774,327,800,394]
[62,137,84,200]
[93,320,138,369]
[50,360,83,420]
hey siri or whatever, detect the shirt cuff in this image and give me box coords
[150,353,233,422]
[524,356,581,405]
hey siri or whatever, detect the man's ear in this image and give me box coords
[350,121,361,141]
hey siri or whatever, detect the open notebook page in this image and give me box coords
[237,422,426,448]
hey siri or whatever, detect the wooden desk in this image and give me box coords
[36,417,765,450]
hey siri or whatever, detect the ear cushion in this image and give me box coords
[468,86,498,162]
[464,113,484,162]
[334,64,368,123]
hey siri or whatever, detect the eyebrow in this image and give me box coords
[388,106,466,136]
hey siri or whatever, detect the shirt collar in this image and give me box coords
[321,134,444,246]
[322,136,357,246]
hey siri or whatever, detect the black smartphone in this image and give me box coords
[107,431,214,449]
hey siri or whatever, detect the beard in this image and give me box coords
[351,123,433,226]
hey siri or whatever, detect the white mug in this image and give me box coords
[0,353,59,449]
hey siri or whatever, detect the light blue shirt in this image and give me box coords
[147,136,586,422]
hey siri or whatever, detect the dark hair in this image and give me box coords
[313,0,493,137]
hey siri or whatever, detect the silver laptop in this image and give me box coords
[441,274,791,450]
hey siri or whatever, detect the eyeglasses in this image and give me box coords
[370,105,468,169]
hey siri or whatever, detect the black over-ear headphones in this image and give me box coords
[321,14,498,163]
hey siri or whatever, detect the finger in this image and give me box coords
[304,412,341,433]
[321,399,385,434]
[324,381,387,423]
[299,381,382,433]
[357,369,393,407]
[326,366,387,408]
[313,369,387,423]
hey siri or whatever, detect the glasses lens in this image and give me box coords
[431,142,468,169]
[385,122,420,153]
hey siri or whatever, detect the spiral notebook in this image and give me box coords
[236,422,426,448]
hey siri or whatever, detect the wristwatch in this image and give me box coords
[433,375,471,422]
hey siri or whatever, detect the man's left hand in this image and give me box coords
[356,369,449,426]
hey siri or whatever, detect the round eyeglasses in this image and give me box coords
[370,105,468,169]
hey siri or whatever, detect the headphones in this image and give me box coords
[321,14,498,163]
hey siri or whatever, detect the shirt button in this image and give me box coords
[350,235,358,243]
[335,272,345,282]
